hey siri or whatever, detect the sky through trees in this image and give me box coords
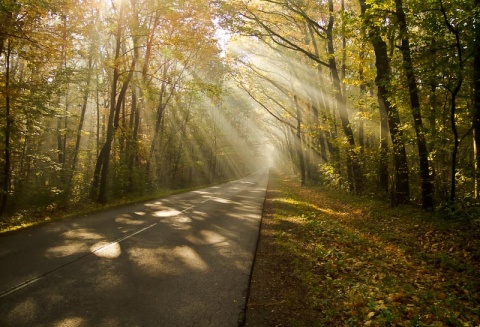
[0,0,479,215]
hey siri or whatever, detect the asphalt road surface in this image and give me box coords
[0,169,269,327]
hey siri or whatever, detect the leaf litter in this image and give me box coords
[245,173,480,327]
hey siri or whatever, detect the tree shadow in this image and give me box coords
[0,174,269,326]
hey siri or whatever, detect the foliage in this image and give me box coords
[0,0,266,217]
[217,0,480,210]
[1,0,480,215]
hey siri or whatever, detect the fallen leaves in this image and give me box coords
[247,173,480,326]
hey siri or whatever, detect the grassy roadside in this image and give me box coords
[0,185,212,235]
[246,172,480,327]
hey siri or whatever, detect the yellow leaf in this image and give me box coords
[375,300,388,311]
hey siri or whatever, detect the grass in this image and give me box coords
[247,172,480,327]
[0,185,208,235]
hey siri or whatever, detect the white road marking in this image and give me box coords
[0,223,158,298]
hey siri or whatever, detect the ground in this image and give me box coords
[244,172,480,327]
[244,180,320,326]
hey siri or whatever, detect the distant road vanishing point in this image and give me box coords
[0,169,269,327]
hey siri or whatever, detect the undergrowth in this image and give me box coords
[0,186,201,234]
[259,173,480,326]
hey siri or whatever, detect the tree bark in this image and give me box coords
[359,0,410,204]
[439,0,464,203]
[56,14,69,186]
[327,0,363,194]
[395,0,434,209]
[307,24,333,163]
[128,85,140,192]
[96,57,136,203]
[92,2,136,203]
[0,40,12,215]
[378,94,390,194]
[69,52,93,193]
[473,0,480,199]
[146,63,174,175]
[294,94,306,186]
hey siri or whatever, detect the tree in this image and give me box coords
[439,0,467,203]
[0,0,62,214]
[91,0,137,203]
[220,0,364,191]
[394,0,434,209]
[0,39,12,215]
[473,0,480,198]
[359,0,411,205]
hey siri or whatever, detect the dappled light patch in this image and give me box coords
[51,316,85,327]
[45,241,89,258]
[272,197,323,213]
[317,207,348,218]
[128,247,184,276]
[6,297,37,325]
[175,246,210,272]
[90,241,122,259]
[128,245,209,276]
[61,229,103,241]
[115,216,145,225]
[192,190,213,195]
[210,196,233,204]
[191,210,207,219]
[230,211,261,221]
[46,229,105,257]
[145,202,163,207]
[153,209,182,217]
[199,229,227,244]
[159,214,193,230]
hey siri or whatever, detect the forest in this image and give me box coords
[1,0,480,220]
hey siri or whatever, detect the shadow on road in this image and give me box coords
[0,172,268,326]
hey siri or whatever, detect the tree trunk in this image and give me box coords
[307,24,333,163]
[97,57,136,203]
[146,64,172,175]
[450,88,461,202]
[439,0,464,203]
[327,0,363,194]
[378,94,390,194]
[376,41,410,204]
[69,52,93,194]
[358,48,368,182]
[0,40,12,215]
[56,14,69,188]
[359,0,410,204]
[92,8,123,202]
[294,95,306,186]
[473,0,480,199]
[395,0,433,209]
[128,85,140,192]
[92,3,136,203]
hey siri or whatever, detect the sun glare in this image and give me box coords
[90,241,122,259]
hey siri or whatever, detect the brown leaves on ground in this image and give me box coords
[245,173,480,327]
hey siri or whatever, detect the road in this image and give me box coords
[0,169,269,327]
